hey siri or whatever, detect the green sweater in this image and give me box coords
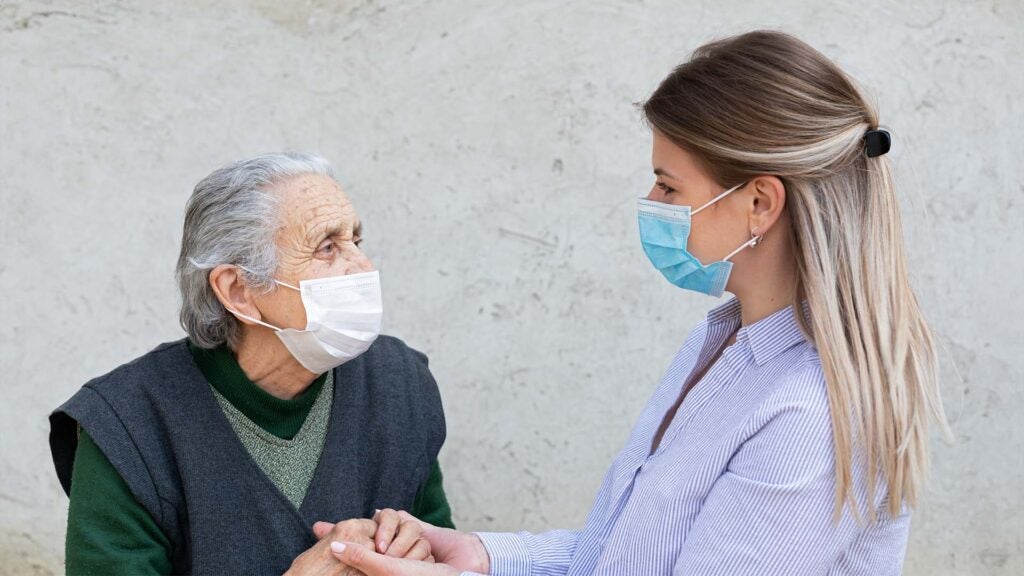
[66,343,454,575]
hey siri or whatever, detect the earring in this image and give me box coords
[750,227,764,247]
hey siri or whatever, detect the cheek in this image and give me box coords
[687,214,743,263]
[685,227,718,263]
[255,285,308,329]
[275,244,312,277]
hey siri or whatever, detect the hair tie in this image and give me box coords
[864,128,891,158]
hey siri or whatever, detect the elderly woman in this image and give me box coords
[49,153,452,575]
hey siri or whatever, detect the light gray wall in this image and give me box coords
[1,1,1020,574]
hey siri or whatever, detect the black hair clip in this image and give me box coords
[864,129,891,158]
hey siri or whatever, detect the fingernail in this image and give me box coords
[331,541,346,554]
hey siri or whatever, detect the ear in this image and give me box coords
[746,175,786,238]
[208,265,263,324]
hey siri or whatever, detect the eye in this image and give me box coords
[656,181,676,195]
[317,240,336,255]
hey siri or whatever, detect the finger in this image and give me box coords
[403,538,432,562]
[332,518,378,540]
[313,521,336,539]
[397,510,428,529]
[386,519,422,558]
[359,518,380,539]
[375,509,400,554]
[395,511,444,546]
[331,541,398,575]
[398,512,443,542]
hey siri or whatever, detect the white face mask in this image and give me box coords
[229,270,383,374]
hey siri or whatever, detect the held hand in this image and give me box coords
[372,508,433,561]
[388,511,489,574]
[331,542,460,576]
[286,519,377,576]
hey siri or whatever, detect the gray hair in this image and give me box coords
[176,152,335,349]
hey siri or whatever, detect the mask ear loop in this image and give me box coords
[215,264,296,327]
[225,308,283,332]
[692,182,747,216]
[722,228,764,262]
[225,265,298,330]
[235,264,300,291]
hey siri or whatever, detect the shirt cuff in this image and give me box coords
[473,532,531,576]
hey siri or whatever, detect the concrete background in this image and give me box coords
[1,0,1021,574]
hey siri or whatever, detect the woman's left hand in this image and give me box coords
[330,542,461,576]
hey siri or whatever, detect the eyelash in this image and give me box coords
[657,182,676,194]
[318,237,363,254]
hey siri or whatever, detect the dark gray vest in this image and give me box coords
[49,336,446,575]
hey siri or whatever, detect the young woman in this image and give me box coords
[327,30,949,576]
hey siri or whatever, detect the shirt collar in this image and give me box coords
[706,298,809,366]
[706,297,743,326]
[737,303,809,366]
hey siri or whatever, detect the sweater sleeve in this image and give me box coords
[65,430,172,576]
[410,459,456,529]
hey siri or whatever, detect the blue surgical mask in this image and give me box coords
[638,182,760,297]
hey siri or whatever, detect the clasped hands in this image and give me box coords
[286,509,489,576]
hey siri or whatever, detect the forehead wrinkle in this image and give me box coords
[300,206,355,246]
[305,223,348,247]
[275,174,356,247]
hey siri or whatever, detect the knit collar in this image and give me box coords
[187,341,327,440]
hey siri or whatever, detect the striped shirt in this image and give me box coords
[467,299,910,575]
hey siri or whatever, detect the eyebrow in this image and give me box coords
[308,223,346,246]
[653,168,681,180]
[308,220,363,247]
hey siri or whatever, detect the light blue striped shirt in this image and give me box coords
[466,299,910,575]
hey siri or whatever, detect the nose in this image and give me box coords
[645,186,664,202]
[351,246,375,274]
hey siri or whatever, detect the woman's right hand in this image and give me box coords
[391,511,490,574]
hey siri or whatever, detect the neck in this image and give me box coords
[734,285,795,327]
[730,226,798,327]
[233,329,318,400]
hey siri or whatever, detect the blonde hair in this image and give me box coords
[643,30,949,520]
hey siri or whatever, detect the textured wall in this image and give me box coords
[1,1,1020,574]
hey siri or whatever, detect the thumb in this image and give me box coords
[331,541,396,575]
[312,521,335,539]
